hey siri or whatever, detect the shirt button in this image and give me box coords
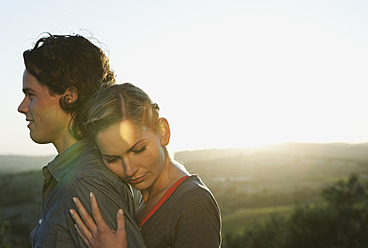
[39,219,43,224]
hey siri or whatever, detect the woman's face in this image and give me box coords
[95,119,169,192]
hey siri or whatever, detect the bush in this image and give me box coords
[223,174,368,248]
[0,216,12,248]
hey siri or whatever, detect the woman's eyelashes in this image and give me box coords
[133,146,146,154]
[103,147,146,163]
[104,156,118,163]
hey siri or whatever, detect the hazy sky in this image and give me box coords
[1,0,368,156]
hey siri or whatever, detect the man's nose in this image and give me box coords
[18,97,29,114]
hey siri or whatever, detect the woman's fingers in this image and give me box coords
[90,192,107,228]
[116,209,128,248]
[70,208,93,243]
[73,196,98,233]
[71,193,127,248]
[75,223,91,247]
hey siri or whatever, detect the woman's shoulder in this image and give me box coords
[174,175,217,206]
[168,175,222,247]
[180,174,209,189]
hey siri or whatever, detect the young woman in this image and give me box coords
[70,83,222,248]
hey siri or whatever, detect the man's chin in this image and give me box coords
[30,134,49,145]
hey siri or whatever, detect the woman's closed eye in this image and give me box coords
[133,146,146,154]
[104,156,119,163]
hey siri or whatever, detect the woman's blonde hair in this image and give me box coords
[85,83,160,138]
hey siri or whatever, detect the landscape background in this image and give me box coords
[2,1,368,246]
[2,142,368,247]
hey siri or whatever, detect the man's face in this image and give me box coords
[18,69,70,145]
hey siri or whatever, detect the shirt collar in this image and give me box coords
[47,140,87,182]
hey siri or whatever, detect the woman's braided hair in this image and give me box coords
[85,83,160,139]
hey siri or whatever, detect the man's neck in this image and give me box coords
[54,135,78,154]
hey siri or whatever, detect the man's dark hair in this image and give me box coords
[23,33,115,139]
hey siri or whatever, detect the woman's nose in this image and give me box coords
[124,158,139,177]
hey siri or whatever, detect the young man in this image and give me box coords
[18,34,146,248]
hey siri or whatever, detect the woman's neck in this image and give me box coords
[141,159,188,203]
[136,159,189,225]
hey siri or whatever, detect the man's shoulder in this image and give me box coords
[68,142,121,183]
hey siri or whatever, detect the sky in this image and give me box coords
[1,0,368,156]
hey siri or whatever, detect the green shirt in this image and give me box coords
[30,140,146,248]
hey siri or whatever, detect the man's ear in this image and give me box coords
[64,86,78,104]
[159,118,170,147]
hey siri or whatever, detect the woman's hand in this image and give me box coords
[70,192,128,248]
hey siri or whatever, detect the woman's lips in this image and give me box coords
[127,174,146,184]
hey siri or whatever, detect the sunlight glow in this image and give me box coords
[3,0,368,155]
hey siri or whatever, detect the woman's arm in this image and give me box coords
[172,188,222,247]
[69,192,128,248]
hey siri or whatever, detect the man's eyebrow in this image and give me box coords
[22,87,34,94]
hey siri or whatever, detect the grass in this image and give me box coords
[222,205,295,234]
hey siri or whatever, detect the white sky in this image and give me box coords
[1,0,368,156]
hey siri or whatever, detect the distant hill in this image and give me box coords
[174,142,368,186]
[0,155,55,174]
[174,142,368,163]
[174,143,368,215]
[2,142,368,175]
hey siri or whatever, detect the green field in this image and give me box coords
[223,205,295,234]
[2,143,368,247]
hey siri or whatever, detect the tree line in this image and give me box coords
[1,170,368,247]
[223,174,368,248]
